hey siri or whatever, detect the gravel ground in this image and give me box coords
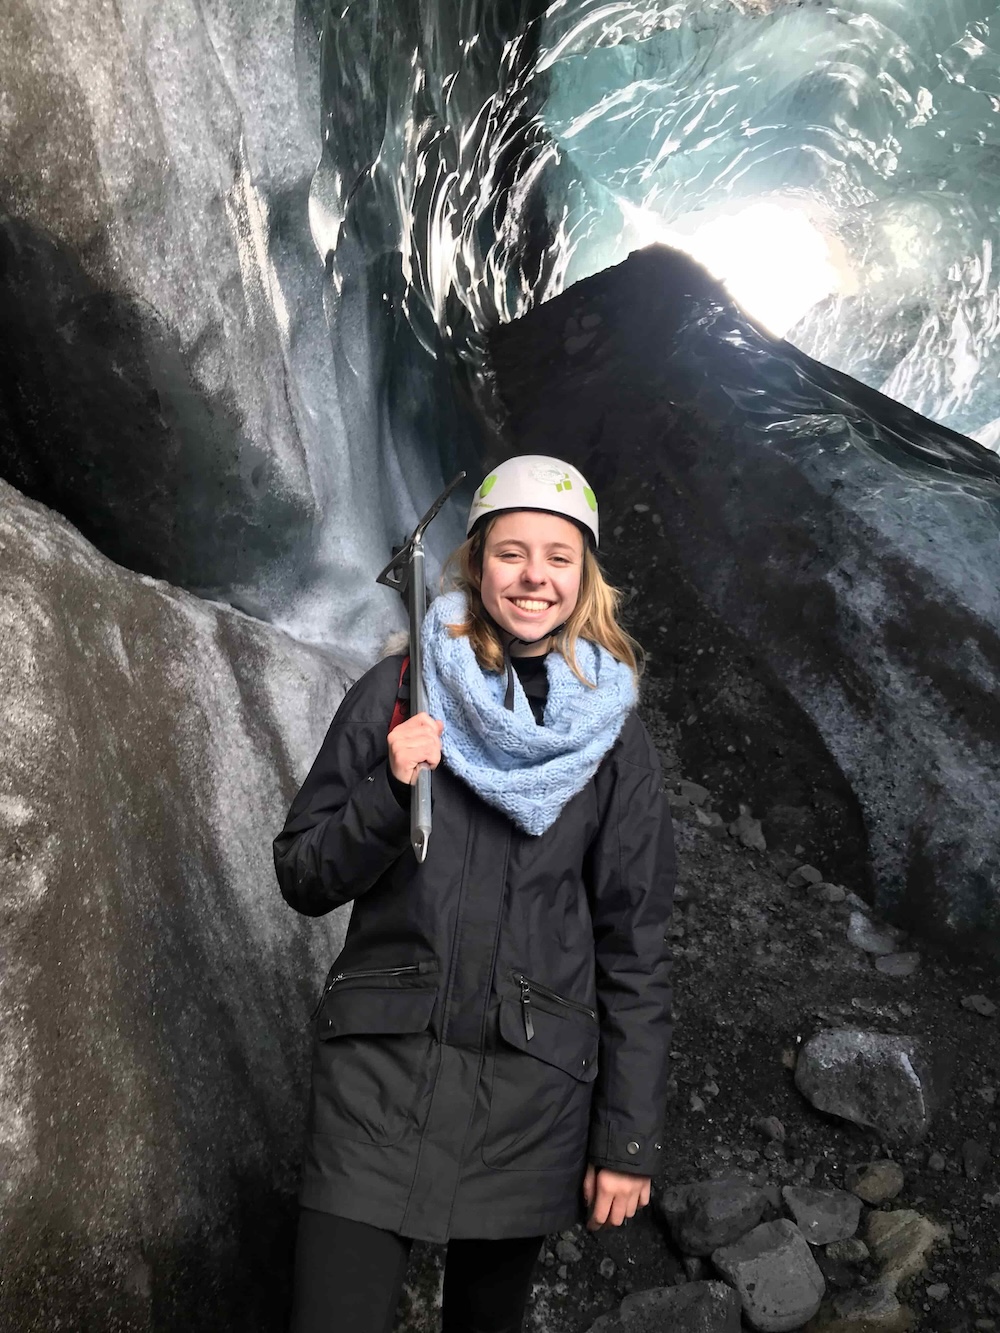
[393,671,1000,1333]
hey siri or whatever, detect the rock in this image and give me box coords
[782,1187,863,1245]
[825,1238,870,1264]
[600,1256,617,1280]
[678,780,712,808]
[0,479,349,1327]
[490,244,1000,950]
[963,1139,989,1179]
[961,995,997,1016]
[755,1116,787,1144]
[926,1152,946,1172]
[585,1281,743,1333]
[851,1161,905,1205]
[683,1256,707,1281]
[865,1210,949,1286]
[769,850,803,879]
[556,1239,582,1263]
[730,810,767,851]
[696,808,727,837]
[834,1279,908,1324]
[925,1283,949,1301]
[874,953,920,978]
[712,1220,825,1332]
[794,1029,940,1142]
[808,882,848,905]
[846,913,906,956]
[656,1179,770,1257]
[803,1278,914,1331]
[788,865,825,889]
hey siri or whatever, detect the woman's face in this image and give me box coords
[479,510,585,652]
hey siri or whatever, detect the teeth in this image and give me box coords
[512,599,549,611]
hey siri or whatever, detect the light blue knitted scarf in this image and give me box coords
[420,590,637,835]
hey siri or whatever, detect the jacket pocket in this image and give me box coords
[308,964,438,1148]
[482,974,599,1172]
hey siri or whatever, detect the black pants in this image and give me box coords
[289,1208,544,1333]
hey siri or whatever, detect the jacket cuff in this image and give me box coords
[588,1118,664,1177]
[386,766,411,810]
[360,760,411,839]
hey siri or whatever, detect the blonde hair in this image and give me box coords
[441,515,645,686]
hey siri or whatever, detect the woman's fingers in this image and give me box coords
[581,1163,596,1208]
[387,713,444,783]
[585,1170,652,1230]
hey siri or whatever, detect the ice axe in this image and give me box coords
[376,472,466,863]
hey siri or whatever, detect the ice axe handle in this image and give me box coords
[412,765,432,863]
[375,471,466,865]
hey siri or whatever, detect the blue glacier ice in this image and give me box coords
[318,0,1000,472]
[4,0,1000,652]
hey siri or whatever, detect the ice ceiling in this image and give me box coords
[313,0,1000,447]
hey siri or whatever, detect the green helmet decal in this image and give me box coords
[479,474,498,499]
[584,486,597,512]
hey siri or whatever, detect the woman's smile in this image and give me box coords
[480,511,584,649]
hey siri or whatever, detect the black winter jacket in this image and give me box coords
[273,653,676,1241]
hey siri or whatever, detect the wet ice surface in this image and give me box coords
[321,0,1000,468]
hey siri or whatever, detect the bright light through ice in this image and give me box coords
[625,200,852,338]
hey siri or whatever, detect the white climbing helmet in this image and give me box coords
[466,455,599,547]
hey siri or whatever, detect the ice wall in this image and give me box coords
[323,0,1000,465]
[5,0,1000,655]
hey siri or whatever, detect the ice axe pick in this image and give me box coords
[376,472,466,862]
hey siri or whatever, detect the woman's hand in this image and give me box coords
[582,1165,651,1230]
[388,712,444,785]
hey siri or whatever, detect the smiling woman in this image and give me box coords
[274,454,676,1333]
[441,455,642,704]
[481,511,584,652]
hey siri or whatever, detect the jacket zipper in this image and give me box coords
[512,972,597,1042]
[311,964,425,1019]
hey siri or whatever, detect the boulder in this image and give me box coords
[794,1029,940,1141]
[656,1178,770,1256]
[846,913,906,957]
[865,1210,949,1287]
[489,244,1000,950]
[804,1279,914,1332]
[0,479,350,1330]
[782,1187,862,1245]
[850,1162,905,1205]
[585,1281,743,1333]
[825,1239,870,1265]
[712,1219,825,1332]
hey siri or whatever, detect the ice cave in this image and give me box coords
[1,0,999,1328]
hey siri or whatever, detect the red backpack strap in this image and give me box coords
[388,655,410,733]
